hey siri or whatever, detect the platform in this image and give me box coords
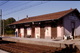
[2,37,80,50]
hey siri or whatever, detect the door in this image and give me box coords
[24,28,27,38]
[71,22,75,39]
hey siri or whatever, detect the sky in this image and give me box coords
[0,1,80,21]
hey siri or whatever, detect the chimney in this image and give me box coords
[26,15,28,18]
[70,8,72,10]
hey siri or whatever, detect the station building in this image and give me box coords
[9,8,80,39]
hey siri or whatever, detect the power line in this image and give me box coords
[0,1,9,36]
[4,1,31,12]
[0,0,9,36]
[3,1,48,16]
[0,1,9,6]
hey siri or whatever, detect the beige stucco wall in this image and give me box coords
[57,26,64,38]
[45,26,51,39]
[27,27,31,35]
[20,28,24,38]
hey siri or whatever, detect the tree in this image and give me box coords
[5,17,16,25]
[3,17,16,35]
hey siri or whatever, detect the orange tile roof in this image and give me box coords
[10,9,78,25]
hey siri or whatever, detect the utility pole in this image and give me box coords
[0,9,2,36]
[2,19,4,37]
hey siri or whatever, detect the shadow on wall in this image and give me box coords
[53,44,79,53]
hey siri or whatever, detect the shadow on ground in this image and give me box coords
[0,38,16,44]
[0,40,16,44]
[53,44,79,53]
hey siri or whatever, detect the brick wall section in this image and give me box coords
[40,26,45,39]
[18,28,20,37]
[51,27,57,39]
[24,28,27,38]
[31,26,35,38]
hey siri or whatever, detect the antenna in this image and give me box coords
[70,8,72,10]
[26,15,28,18]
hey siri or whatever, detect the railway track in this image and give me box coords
[0,39,80,53]
[0,40,62,53]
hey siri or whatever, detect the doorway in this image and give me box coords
[71,22,75,39]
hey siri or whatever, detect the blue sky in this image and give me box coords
[0,1,80,21]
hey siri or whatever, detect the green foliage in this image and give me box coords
[5,30,14,34]
[6,17,16,24]
[2,17,16,35]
